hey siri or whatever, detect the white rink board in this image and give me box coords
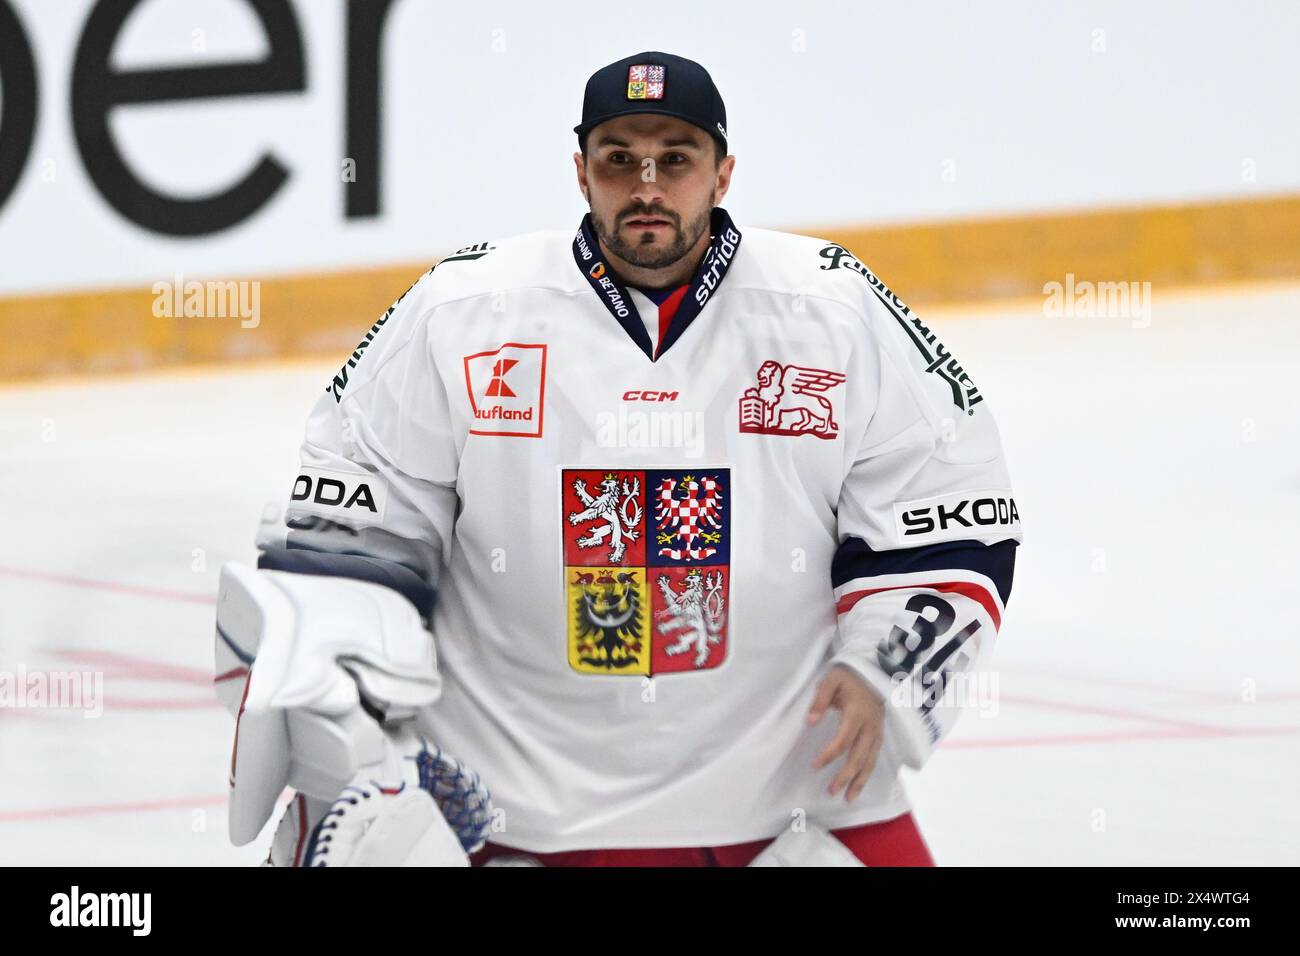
[3,0,1299,295]
[1,283,1298,865]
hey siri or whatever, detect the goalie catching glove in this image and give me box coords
[214,561,492,866]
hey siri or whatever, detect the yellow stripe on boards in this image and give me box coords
[2,193,1298,382]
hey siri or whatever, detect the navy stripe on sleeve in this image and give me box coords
[257,546,435,619]
[832,536,1017,606]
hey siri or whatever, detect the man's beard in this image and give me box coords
[591,202,712,272]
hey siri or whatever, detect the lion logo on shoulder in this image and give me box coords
[738,360,846,439]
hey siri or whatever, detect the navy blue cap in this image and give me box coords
[574,51,727,150]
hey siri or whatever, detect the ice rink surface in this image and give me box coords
[2,281,1298,866]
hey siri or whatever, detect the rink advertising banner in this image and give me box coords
[1,0,1299,380]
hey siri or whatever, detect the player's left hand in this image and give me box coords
[806,664,886,802]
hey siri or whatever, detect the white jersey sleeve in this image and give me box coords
[255,266,460,616]
[825,250,1021,770]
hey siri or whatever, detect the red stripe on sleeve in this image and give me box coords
[836,581,1002,630]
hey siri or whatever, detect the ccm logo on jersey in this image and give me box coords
[622,390,678,402]
[893,490,1020,544]
[464,343,547,437]
[289,467,389,525]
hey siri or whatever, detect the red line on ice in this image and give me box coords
[48,649,212,686]
[997,693,1224,732]
[942,724,1300,750]
[0,565,215,606]
[2,727,1295,823]
[997,666,1231,702]
[0,793,229,823]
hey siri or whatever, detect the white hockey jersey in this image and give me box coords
[254,209,1021,851]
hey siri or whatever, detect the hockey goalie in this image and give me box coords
[211,50,1021,867]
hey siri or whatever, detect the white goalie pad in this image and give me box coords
[261,735,495,867]
[213,561,442,846]
[748,823,866,867]
[308,777,469,867]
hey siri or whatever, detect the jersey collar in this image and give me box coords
[571,207,743,361]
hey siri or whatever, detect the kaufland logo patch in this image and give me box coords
[464,343,547,437]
